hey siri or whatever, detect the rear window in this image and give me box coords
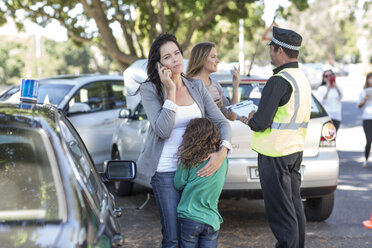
[0,128,62,222]
[220,83,327,118]
[0,84,73,106]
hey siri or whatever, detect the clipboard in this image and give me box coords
[226,100,258,119]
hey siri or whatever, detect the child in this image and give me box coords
[174,118,228,248]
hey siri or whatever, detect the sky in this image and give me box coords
[262,0,290,26]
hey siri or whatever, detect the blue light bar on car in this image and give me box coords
[20,79,39,103]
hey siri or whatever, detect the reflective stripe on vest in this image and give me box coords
[271,71,309,130]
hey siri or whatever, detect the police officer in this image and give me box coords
[241,27,311,248]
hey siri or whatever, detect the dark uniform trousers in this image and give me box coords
[258,151,306,248]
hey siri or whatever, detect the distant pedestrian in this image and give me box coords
[317,69,343,131]
[174,117,227,248]
[186,42,240,120]
[240,26,311,248]
[137,33,232,248]
[357,72,372,168]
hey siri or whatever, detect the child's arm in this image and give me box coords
[174,164,189,191]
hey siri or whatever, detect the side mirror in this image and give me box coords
[103,160,136,181]
[118,108,132,119]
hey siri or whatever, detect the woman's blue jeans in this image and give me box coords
[151,171,181,248]
[178,218,220,248]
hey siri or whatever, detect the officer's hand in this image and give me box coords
[240,116,249,125]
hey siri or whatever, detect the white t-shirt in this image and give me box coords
[358,89,372,120]
[157,102,202,172]
[317,85,343,121]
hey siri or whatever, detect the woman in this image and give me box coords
[317,69,343,131]
[137,34,232,248]
[186,42,240,120]
[357,72,372,168]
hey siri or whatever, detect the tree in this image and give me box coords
[280,0,361,64]
[41,39,105,76]
[0,0,310,71]
[0,42,26,84]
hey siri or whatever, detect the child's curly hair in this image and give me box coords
[177,118,221,168]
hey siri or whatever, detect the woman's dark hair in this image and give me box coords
[145,33,183,105]
[320,69,334,86]
[177,118,221,168]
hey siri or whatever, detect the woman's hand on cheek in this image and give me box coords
[197,147,228,177]
[158,64,175,90]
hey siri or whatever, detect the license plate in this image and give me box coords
[248,166,306,181]
[248,167,260,180]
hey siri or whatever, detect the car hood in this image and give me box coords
[0,224,62,247]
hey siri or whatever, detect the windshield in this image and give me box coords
[221,83,327,118]
[0,127,62,222]
[0,84,73,106]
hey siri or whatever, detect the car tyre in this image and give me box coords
[110,148,133,196]
[304,192,335,221]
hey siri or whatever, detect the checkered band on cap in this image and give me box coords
[271,37,300,51]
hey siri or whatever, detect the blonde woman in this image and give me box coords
[186,42,240,121]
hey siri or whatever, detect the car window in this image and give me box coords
[220,83,327,118]
[58,115,105,209]
[107,80,126,110]
[310,94,328,118]
[0,87,20,101]
[67,80,126,114]
[67,81,107,114]
[38,84,74,105]
[0,128,61,222]
[134,103,147,120]
[0,84,73,106]
[221,83,263,106]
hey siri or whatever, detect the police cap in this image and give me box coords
[268,26,302,51]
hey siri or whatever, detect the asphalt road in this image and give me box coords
[115,76,372,248]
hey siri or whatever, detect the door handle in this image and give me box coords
[102,118,112,125]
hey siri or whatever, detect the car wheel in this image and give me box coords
[304,192,335,221]
[110,148,133,196]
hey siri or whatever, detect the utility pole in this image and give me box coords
[35,32,42,76]
[239,19,245,75]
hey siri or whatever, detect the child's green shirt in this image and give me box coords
[174,158,228,231]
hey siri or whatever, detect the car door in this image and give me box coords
[117,102,149,162]
[66,80,126,171]
[58,115,122,246]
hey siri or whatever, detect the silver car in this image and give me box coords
[0,74,126,172]
[112,64,339,221]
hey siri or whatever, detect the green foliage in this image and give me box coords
[0,42,26,85]
[1,0,282,70]
[284,0,361,64]
[40,39,110,76]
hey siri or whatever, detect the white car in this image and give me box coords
[111,60,339,221]
[0,74,126,172]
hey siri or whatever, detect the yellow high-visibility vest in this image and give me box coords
[251,68,311,157]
